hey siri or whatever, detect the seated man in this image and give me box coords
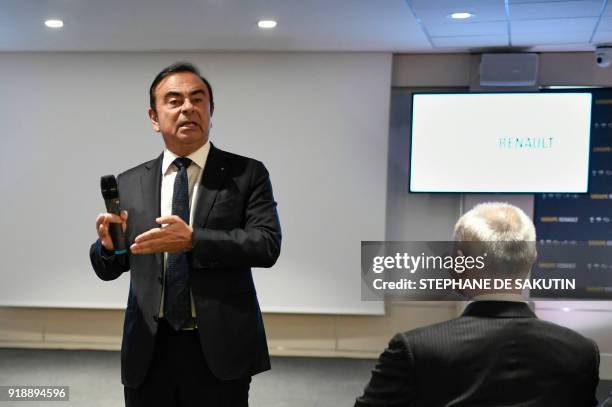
[355,202,599,407]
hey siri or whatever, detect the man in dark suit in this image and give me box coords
[355,202,599,407]
[90,62,281,406]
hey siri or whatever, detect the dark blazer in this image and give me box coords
[356,301,599,407]
[90,144,281,388]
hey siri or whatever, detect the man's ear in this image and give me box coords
[148,107,161,132]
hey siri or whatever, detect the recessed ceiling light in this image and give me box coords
[450,12,473,20]
[258,20,277,29]
[44,19,64,28]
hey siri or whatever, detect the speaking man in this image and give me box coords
[355,202,599,406]
[90,62,281,406]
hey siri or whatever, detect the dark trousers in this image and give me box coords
[124,319,251,407]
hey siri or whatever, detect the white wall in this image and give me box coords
[0,52,392,315]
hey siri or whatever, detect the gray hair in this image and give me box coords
[453,202,536,276]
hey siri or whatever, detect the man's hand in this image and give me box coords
[131,215,193,254]
[96,210,128,251]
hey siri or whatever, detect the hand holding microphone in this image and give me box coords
[96,211,128,251]
[97,175,128,254]
[96,175,193,255]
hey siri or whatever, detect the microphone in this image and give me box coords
[100,175,128,255]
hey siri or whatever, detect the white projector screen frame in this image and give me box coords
[409,91,592,194]
[0,52,390,315]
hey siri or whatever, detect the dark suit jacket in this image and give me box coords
[355,301,599,407]
[90,144,281,388]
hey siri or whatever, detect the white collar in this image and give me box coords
[161,141,210,175]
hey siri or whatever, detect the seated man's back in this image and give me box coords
[355,203,599,407]
[356,301,599,407]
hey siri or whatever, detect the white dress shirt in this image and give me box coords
[158,141,210,318]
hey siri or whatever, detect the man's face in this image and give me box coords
[148,72,213,156]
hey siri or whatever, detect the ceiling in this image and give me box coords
[1,0,610,53]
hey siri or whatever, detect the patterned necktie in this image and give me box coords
[164,157,192,330]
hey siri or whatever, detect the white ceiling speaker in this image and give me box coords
[479,53,539,87]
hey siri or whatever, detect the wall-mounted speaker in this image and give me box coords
[479,53,539,87]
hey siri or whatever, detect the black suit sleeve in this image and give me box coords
[355,333,417,407]
[190,161,281,269]
[89,239,130,281]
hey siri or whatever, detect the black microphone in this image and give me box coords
[100,175,128,255]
